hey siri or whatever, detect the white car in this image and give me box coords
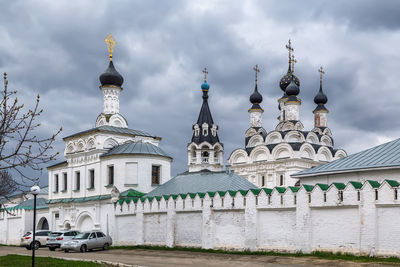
[46,230,80,251]
[20,230,52,250]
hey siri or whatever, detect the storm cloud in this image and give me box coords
[1,0,399,186]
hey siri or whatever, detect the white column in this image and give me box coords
[166,200,176,247]
[201,196,214,249]
[359,186,377,255]
[244,193,257,250]
[136,202,144,245]
[295,190,311,253]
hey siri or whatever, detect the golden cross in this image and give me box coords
[318,66,325,85]
[285,39,294,65]
[202,67,208,81]
[253,64,260,84]
[105,34,116,61]
[291,55,297,73]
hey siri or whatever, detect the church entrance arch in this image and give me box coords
[37,217,49,230]
[64,222,71,230]
[76,213,94,232]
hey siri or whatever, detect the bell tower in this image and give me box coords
[187,68,223,172]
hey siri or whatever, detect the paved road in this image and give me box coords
[0,246,397,267]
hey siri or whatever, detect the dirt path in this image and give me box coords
[0,246,397,267]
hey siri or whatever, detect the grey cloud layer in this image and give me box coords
[0,0,399,186]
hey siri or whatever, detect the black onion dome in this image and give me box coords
[279,66,300,91]
[250,84,263,104]
[99,61,124,87]
[286,80,300,96]
[314,84,328,105]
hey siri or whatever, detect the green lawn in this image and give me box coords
[0,254,104,267]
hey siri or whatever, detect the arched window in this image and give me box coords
[202,151,209,163]
[279,174,284,186]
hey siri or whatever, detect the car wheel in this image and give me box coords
[31,241,40,250]
[80,244,87,253]
[49,247,56,251]
[103,243,109,250]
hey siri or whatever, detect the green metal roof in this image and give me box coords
[101,141,171,159]
[293,138,400,177]
[145,170,258,197]
[316,183,329,191]
[302,184,314,192]
[349,181,363,189]
[10,198,48,210]
[119,188,145,198]
[47,195,111,204]
[63,125,157,140]
[366,180,381,188]
[385,179,400,188]
[332,182,346,190]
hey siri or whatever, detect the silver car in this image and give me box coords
[60,231,112,252]
[46,230,80,251]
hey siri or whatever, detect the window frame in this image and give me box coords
[151,165,161,185]
[88,169,95,189]
[108,165,114,186]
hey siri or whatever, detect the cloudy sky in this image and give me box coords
[1,0,400,186]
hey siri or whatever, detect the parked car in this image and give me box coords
[46,230,80,251]
[20,230,52,250]
[60,231,112,252]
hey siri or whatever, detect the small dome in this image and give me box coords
[99,61,124,87]
[201,81,210,90]
[285,80,300,96]
[314,85,328,105]
[250,84,263,104]
[279,67,300,91]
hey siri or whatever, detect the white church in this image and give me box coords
[1,37,400,257]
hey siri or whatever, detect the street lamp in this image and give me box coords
[30,185,40,267]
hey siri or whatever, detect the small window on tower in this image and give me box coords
[54,174,59,193]
[152,165,160,185]
[108,165,114,185]
[88,169,95,189]
[203,128,208,136]
[75,171,80,191]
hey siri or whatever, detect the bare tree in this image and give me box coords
[0,72,61,203]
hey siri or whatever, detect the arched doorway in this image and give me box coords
[64,222,71,230]
[37,217,49,230]
[77,214,94,232]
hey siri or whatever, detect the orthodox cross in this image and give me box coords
[105,34,116,61]
[253,64,260,84]
[285,39,294,65]
[202,67,208,81]
[318,66,325,85]
[291,55,297,73]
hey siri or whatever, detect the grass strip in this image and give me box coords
[0,254,104,267]
[111,245,400,265]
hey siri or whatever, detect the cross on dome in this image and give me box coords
[202,67,208,82]
[318,66,325,85]
[105,34,116,61]
[285,39,294,65]
[253,64,260,84]
[291,55,297,73]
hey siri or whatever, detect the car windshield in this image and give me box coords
[23,232,31,237]
[50,232,63,237]
[73,233,90,239]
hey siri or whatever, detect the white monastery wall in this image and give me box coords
[111,180,400,257]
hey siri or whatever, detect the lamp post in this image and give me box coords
[30,185,40,267]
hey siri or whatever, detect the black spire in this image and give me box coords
[191,71,220,145]
[314,66,328,111]
[249,65,263,111]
